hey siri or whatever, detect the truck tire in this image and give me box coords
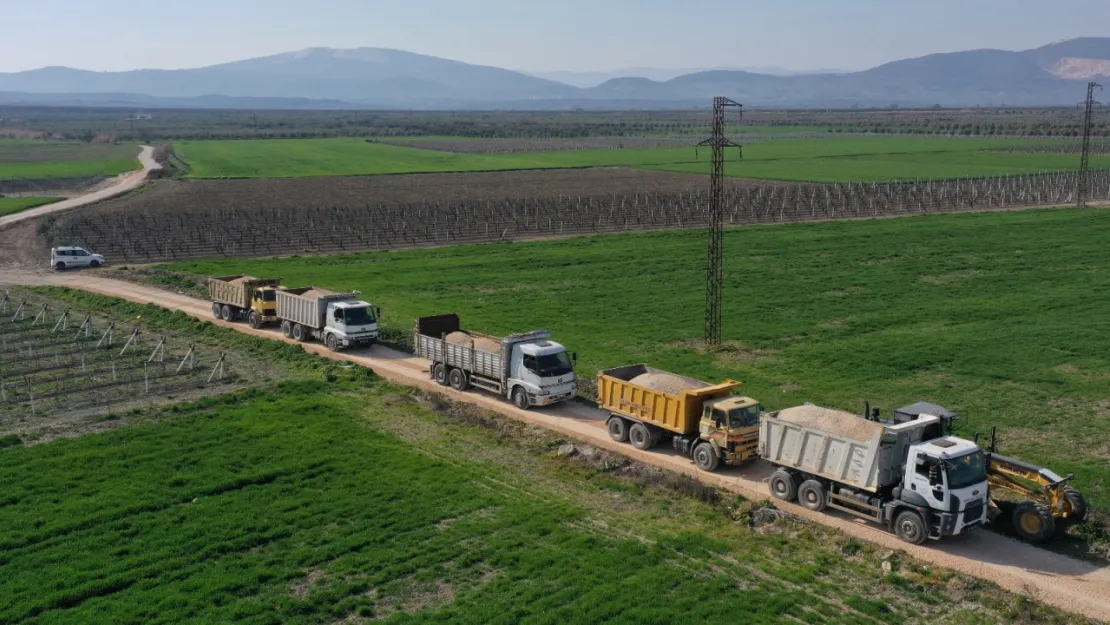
[55,261,66,271]
[292,324,306,342]
[433,364,448,386]
[326,334,339,352]
[894,510,928,545]
[281,321,293,338]
[449,368,469,391]
[89,260,100,268]
[1013,501,1056,543]
[221,304,233,321]
[607,417,629,443]
[1062,485,1088,522]
[693,442,719,472]
[769,470,798,502]
[212,303,222,319]
[629,423,655,451]
[248,312,261,329]
[512,387,530,410]
[798,480,827,512]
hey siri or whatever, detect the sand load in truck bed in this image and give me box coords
[776,404,882,442]
[227,276,257,286]
[629,372,710,396]
[445,331,501,354]
[298,288,336,300]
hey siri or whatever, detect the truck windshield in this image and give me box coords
[260,290,276,302]
[343,306,376,326]
[536,352,573,377]
[728,405,762,427]
[945,451,987,489]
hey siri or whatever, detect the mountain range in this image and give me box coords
[0,38,1107,110]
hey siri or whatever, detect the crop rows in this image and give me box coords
[987,141,1110,155]
[43,169,1110,264]
[0,295,227,420]
[0,174,105,196]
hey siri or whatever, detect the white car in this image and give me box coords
[51,246,105,271]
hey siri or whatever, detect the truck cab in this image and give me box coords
[325,301,380,348]
[251,286,280,323]
[510,340,577,407]
[699,396,762,465]
[899,437,989,538]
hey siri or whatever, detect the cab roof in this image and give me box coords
[709,396,760,410]
[519,340,566,356]
[919,436,979,459]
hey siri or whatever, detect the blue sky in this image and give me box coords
[1,0,1107,73]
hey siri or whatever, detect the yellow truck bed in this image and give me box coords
[597,364,741,435]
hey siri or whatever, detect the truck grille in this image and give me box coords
[963,503,984,524]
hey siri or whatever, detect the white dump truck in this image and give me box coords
[414,314,577,409]
[276,287,380,351]
[760,404,989,545]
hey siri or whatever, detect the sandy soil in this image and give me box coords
[0,145,161,230]
[1,269,1108,621]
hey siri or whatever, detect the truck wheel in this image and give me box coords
[1062,486,1088,522]
[629,423,655,451]
[512,387,530,410]
[607,417,629,443]
[55,261,66,271]
[433,364,448,386]
[326,334,339,352]
[292,324,306,342]
[449,368,469,391]
[248,312,261,329]
[1013,501,1056,542]
[221,304,233,321]
[89,260,100,268]
[769,470,798,502]
[798,480,827,512]
[693,442,719,472]
[212,303,222,319]
[281,321,293,338]
[894,510,928,545]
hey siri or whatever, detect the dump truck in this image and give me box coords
[760,404,989,545]
[276,287,379,351]
[414,314,577,409]
[208,275,282,328]
[597,364,761,471]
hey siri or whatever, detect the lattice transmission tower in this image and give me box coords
[696,97,742,347]
[1078,81,1102,208]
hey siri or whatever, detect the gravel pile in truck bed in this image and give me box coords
[629,372,708,395]
[445,331,501,354]
[228,276,256,285]
[775,404,882,442]
[298,289,335,300]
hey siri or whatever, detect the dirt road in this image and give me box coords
[0,145,161,230]
[2,269,1109,620]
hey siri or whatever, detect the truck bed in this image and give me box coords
[414,314,504,381]
[598,364,739,435]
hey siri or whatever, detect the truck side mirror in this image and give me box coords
[376,307,381,318]
[572,352,577,362]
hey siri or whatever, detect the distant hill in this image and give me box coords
[0,38,1107,109]
[527,66,846,88]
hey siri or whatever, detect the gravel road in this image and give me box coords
[0,145,161,229]
[1,269,1108,621]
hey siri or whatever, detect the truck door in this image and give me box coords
[704,407,729,447]
[908,451,947,509]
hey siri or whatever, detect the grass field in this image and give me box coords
[169,208,1110,512]
[0,141,140,181]
[0,196,62,217]
[174,136,1108,182]
[1,374,1077,624]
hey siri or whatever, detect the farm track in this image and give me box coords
[0,145,160,230]
[1,269,1109,620]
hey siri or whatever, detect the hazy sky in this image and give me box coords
[1,0,1107,73]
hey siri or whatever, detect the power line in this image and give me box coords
[1078,81,1102,208]
[697,97,742,347]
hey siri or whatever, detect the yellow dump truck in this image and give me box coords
[597,364,762,471]
[208,275,283,328]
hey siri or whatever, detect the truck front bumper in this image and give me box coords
[340,333,379,348]
[532,388,576,406]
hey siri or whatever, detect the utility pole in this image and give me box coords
[697,97,742,347]
[1078,82,1102,208]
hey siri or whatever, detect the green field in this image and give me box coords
[169,208,1110,512]
[0,141,140,180]
[1,375,1072,624]
[174,137,1107,182]
[0,196,62,217]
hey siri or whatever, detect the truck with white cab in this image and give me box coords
[276,287,380,351]
[414,314,577,409]
[760,404,989,544]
